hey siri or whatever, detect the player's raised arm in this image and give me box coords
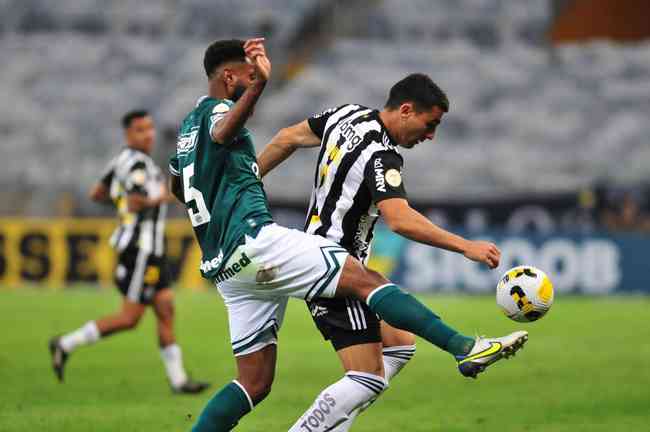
[211,38,270,146]
[257,120,321,177]
[378,198,501,268]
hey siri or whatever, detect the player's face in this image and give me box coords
[399,105,444,149]
[125,116,155,153]
[226,62,256,102]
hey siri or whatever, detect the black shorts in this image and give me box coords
[308,297,382,351]
[114,248,171,305]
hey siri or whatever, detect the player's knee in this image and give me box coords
[154,290,175,316]
[364,265,387,281]
[156,301,175,322]
[358,268,390,298]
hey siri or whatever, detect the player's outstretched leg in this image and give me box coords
[48,300,145,382]
[152,289,210,394]
[192,345,275,432]
[336,257,528,378]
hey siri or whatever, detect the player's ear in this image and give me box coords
[221,68,233,84]
[399,102,415,118]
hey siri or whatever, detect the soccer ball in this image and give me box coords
[496,265,554,322]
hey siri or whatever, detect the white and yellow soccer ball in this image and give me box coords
[496,265,554,322]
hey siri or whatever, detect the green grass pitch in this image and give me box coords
[1,288,649,431]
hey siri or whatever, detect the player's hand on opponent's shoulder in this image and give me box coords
[463,240,501,269]
[244,37,271,83]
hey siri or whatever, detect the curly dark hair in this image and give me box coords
[203,39,246,78]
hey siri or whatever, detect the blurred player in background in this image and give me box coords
[48,110,209,394]
[258,73,528,431]
[170,38,527,432]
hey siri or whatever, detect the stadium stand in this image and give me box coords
[0,0,648,214]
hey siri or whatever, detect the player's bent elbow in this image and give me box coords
[387,219,421,241]
[211,126,234,147]
[275,127,299,151]
[89,185,106,202]
[383,215,404,234]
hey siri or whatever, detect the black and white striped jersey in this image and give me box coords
[304,104,407,263]
[100,148,167,256]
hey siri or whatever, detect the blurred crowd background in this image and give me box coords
[1,0,649,292]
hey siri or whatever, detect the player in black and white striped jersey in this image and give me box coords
[48,110,209,394]
[102,145,167,259]
[301,102,414,359]
[259,74,524,431]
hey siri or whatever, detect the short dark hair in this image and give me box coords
[204,39,246,77]
[385,73,450,113]
[121,109,150,129]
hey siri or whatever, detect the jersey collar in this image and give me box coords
[196,95,235,107]
[374,110,399,151]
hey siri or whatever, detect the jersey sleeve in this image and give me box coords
[124,161,148,195]
[168,154,180,177]
[207,99,246,143]
[307,106,342,139]
[364,151,407,204]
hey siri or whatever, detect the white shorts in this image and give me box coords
[215,223,349,356]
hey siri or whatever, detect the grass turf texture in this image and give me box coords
[1,288,649,431]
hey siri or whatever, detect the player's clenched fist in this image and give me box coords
[244,37,271,83]
[463,240,501,269]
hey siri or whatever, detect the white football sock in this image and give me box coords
[288,371,387,432]
[382,345,416,380]
[331,345,416,432]
[59,321,100,353]
[160,343,188,389]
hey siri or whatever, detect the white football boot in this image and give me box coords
[456,331,528,378]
